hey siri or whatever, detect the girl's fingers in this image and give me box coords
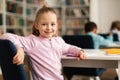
[13,58,23,65]
[13,55,24,65]
[77,53,87,60]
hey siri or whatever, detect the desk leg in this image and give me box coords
[118,61,120,80]
[0,66,2,75]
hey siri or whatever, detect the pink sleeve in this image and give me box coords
[59,37,81,56]
[0,33,24,49]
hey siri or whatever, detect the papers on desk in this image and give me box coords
[84,49,106,56]
[85,49,120,56]
[114,41,120,45]
[97,41,120,55]
[104,48,120,55]
[107,42,120,48]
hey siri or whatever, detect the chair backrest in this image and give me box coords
[113,33,119,41]
[62,35,94,49]
[0,39,28,80]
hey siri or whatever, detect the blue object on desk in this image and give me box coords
[62,35,106,80]
[0,39,28,80]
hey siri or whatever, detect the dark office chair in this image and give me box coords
[0,39,28,80]
[62,35,106,80]
[113,33,119,41]
[62,35,94,49]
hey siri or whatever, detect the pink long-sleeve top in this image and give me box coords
[0,33,81,80]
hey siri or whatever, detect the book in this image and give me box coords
[0,0,3,11]
[81,8,89,17]
[65,0,72,5]
[0,14,2,25]
[104,48,120,55]
[7,29,24,36]
[84,0,90,6]
[72,8,82,17]
[73,0,81,5]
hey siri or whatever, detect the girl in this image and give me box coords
[110,20,120,41]
[0,6,86,80]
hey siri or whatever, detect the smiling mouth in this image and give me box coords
[45,30,54,33]
[44,31,53,34]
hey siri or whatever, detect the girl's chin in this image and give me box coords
[45,35,53,38]
[41,34,54,38]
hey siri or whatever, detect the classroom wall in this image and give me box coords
[90,0,120,33]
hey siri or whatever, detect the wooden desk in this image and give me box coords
[61,49,120,80]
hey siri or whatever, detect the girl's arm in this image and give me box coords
[98,35,113,46]
[106,32,113,42]
[0,33,23,48]
[0,33,25,65]
[60,37,86,59]
[13,47,25,65]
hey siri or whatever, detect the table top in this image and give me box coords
[62,49,120,60]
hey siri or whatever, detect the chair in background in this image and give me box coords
[113,33,119,41]
[62,35,106,80]
[62,35,94,49]
[0,39,28,80]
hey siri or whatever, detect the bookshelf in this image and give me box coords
[62,0,90,35]
[0,0,44,36]
[0,0,90,36]
[0,0,26,36]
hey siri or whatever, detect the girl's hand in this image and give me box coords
[13,47,25,65]
[77,49,87,60]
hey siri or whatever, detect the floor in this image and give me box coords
[0,69,118,80]
[64,69,117,80]
[101,69,117,80]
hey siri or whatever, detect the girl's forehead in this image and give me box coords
[40,12,56,17]
[38,12,57,21]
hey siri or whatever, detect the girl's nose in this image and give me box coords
[47,25,51,29]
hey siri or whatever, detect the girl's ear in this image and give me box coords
[34,23,38,29]
[93,28,97,34]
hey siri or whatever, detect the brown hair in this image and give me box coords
[84,21,97,33]
[32,6,58,36]
[110,20,120,31]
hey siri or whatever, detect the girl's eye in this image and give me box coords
[42,24,46,26]
[51,23,55,26]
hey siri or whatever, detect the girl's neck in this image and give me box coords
[39,35,52,40]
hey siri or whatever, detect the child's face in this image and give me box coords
[93,28,97,34]
[36,12,58,39]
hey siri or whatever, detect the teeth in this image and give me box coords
[45,31,52,33]
[46,32,51,33]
